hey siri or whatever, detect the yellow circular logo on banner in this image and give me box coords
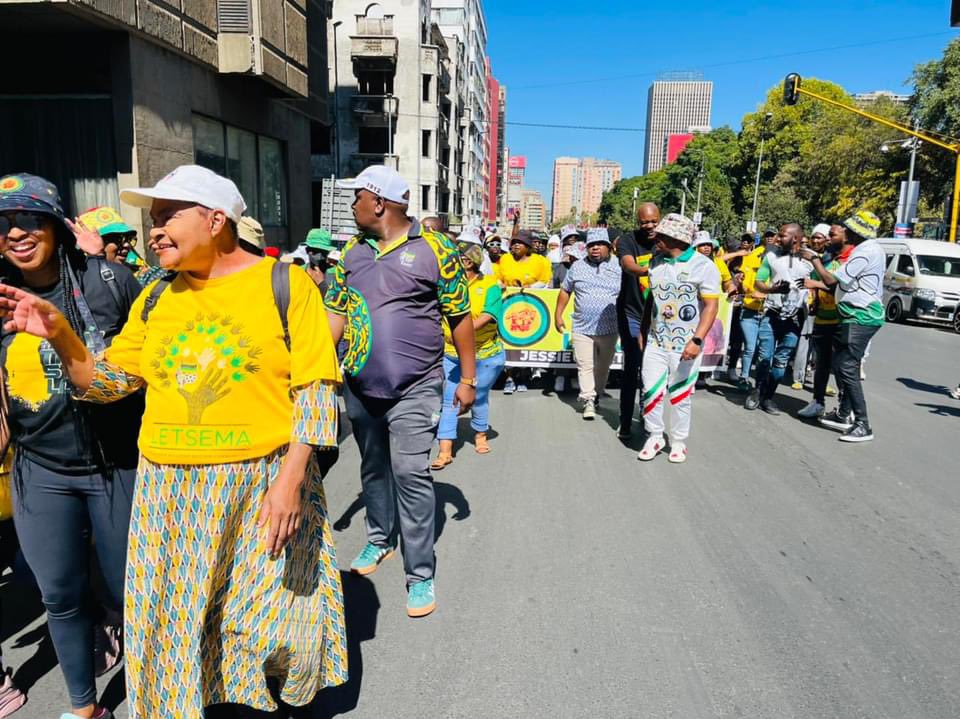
[501,294,550,347]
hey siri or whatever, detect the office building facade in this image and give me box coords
[644,73,712,175]
[0,0,332,248]
[551,156,621,223]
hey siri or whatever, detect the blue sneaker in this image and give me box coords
[350,542,395,576]
[407,579,436,618]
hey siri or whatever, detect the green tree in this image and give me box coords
[598,172,675,229]
[910,38,960,211]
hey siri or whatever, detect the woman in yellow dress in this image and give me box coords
[0,166,347,718]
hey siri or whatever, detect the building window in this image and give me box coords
[421,130,431,158]
[422,74,431,103]
[358,70,393,95]
[359,126,388,154]
[421,185,430,211]
[192,114,287,227]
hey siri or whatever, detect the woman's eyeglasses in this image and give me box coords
[0,212,46,239]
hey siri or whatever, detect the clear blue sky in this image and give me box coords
[485,0,960,211]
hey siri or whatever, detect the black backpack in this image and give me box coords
[140,261,292,350]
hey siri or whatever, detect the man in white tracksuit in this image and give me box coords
[638,213,721,464]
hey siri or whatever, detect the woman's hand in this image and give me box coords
[0,284,69,338]
[66,218,105,257]
[257,471,305,559]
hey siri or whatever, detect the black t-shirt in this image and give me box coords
[1,258,144,473]
[616,230,653,320]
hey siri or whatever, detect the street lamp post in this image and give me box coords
[695,151,706,215]
[632,186,639,217]
[332,20,343,178]
[680,178,688,216]
[881,133,921,225]
[749,112,773,232]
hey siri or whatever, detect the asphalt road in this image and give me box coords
[4,321,960,719]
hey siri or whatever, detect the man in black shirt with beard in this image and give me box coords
[615,202,659,439]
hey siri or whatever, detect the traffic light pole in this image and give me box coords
[784,73,960,242]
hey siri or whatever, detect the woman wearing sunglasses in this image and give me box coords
[0,174,143,719]
[77,206,167,287]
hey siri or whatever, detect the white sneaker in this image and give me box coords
[554,375,565,393]
[797,400,825,419]
[950,385,960,400]
[503,378,516,395]
[638,435,665,461]
[517,383,528,392]
[668,442,688,463]
[582,400,596,420]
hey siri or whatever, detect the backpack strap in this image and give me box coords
[96,260,124,311]
[271,260,291,351]
[140,273,176,323]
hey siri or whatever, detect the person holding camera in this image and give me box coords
[744,223,814,415]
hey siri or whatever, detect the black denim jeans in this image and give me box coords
[833,322,880,424]
[810,323,838,404]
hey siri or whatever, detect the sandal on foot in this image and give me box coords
[430,453,453,470]
[474,433,490,454]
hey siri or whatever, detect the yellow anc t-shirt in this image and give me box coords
[493,253,552,287]
[105,260,340,465]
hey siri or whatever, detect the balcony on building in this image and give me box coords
[351,12,397,70]
[350,94,399,127]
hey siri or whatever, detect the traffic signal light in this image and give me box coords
[783,74,801,106]
[953,0,960,26]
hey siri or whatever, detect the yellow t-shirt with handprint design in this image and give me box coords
[106,260,340,465]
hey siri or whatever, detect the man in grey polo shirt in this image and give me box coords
[325,166,476,618]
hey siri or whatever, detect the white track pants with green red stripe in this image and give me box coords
[641,343,703,442]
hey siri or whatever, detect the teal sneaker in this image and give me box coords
[350,542,395,576]
[407,579,436,618]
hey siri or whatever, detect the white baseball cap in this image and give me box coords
[458,225,483,245]
[336,165,411,204]
[693,230,713,248]
[811,223,831,238]
[120,165,247,222]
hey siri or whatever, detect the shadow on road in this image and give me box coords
[915,402,960,418]
[333,483,471,544]
[897,377,954,397]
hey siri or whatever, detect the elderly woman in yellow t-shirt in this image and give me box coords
[432,242,505,468]
[0,166,347,718]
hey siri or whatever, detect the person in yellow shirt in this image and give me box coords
[432,243,505,468]
[493,230,552,289]
[0,166,347,718]
[733,239,771,391]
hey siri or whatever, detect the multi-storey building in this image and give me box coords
[644,72,713,175]
[551,157,621,222]
[520,189,546,231]
[854,90,912,106]
[506,155,526,221]
[432,0,488,225]
[0,0,333,248]
[485,58,504,224]
[496,86,508,224]
[551,157,579,223]
[328,0,453,221]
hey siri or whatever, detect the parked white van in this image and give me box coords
[879,238,960,332]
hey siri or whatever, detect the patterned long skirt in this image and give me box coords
[124,450,348,717]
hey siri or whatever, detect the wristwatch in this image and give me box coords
[460,377,478,387]
[690,336,704,347]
